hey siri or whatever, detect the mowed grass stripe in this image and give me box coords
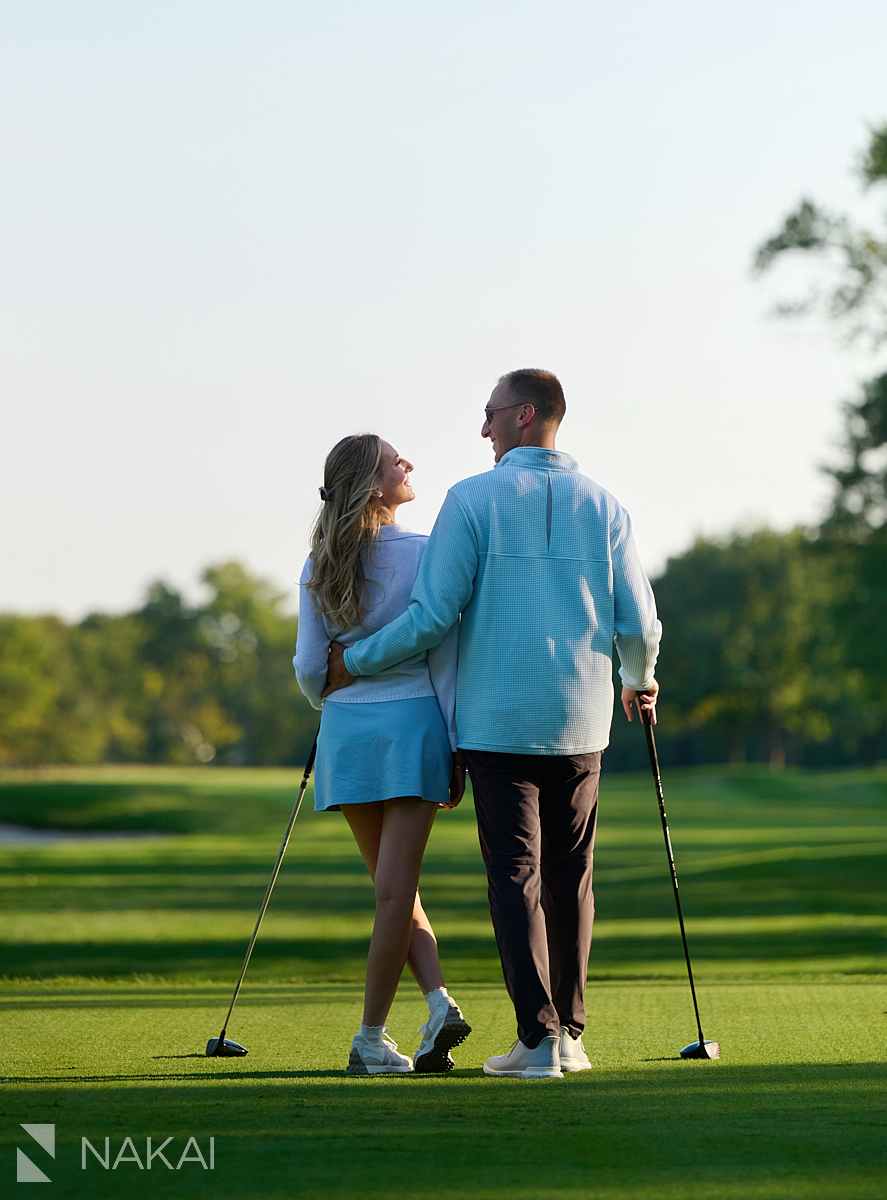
[5,910,885,943]
[1,763,885,982]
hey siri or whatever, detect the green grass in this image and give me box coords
[2,979,885,1199]
[1,763,885,1198]
[0,766,305,835]
[1,763,884,981]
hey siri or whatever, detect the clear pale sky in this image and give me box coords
[2,0,885,620]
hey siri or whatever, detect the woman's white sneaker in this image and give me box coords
[483,1036,563,1078]
[558,1027,592,1071]
[414,987,472,1074]
[346,1026,413,1075]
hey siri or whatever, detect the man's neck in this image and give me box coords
[517,430,557,452]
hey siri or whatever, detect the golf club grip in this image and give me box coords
[642,716,679,892]
[641,710,661,787]
[303,731,318,780]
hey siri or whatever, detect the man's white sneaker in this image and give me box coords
[558,1027,592,1072]
[345,1027,413,1075]
[414,987,472,1074]
[483,1035,563,1078]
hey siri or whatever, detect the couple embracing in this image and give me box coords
[294,368,661,1078]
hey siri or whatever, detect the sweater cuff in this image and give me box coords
[618,667,655,692]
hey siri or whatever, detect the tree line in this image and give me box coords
[0,563,318,768]
[1,486,884,772]
[2,128,885,771]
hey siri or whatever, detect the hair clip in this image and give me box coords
[319,486,333,502]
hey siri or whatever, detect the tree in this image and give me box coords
[134,563,316,766]
[754,125,887,531]
[196,561,316,765]
[0,616,73,765]
[753,123,887,348]
[822,372,887,535]
[753,124,887,761]
[134,579,234,764]
[0,563,317,767]
[73,611,149,761]
[0,614,144,765]
[653,530,858,767]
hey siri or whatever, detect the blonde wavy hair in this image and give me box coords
[306,434,386,632]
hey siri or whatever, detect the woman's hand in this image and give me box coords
[441,750,467,809]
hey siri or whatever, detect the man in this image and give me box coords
[324,369,661,1078]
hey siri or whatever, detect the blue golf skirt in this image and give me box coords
[313,695,452,812]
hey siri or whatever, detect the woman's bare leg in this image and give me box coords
[407,894,446,997]
[343,798,443,1026]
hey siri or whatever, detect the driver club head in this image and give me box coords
[680,1039,720,1060]
[206,1037,249,1058]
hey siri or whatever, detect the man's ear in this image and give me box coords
[515,404,536,428]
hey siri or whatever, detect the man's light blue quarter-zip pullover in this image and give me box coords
[343,447,661,755]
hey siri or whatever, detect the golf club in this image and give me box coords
[205,730,319,1057]
[638,703,720,1060]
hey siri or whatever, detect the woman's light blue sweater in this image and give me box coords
[294,524,458,749]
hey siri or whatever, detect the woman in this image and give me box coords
[294,433,470,1076]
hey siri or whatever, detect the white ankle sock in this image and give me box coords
[359,1023,385,1042]
[425,986,449,1006]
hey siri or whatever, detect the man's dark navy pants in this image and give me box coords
[464,749,602,1049]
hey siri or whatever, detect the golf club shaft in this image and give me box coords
[216,731,319,1042]
[640,709,706,1047]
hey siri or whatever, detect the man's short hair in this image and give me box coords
[498,368,566,427]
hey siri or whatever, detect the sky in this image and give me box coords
[2,0,886,620]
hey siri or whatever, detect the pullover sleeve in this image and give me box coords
[292,557,330,711]
[427,621,459,751]
[344,491,477,678]
[610,507,662,690]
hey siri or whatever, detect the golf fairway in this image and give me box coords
[1,763,885,1197]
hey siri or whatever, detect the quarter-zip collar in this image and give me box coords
[495,447,579,472]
